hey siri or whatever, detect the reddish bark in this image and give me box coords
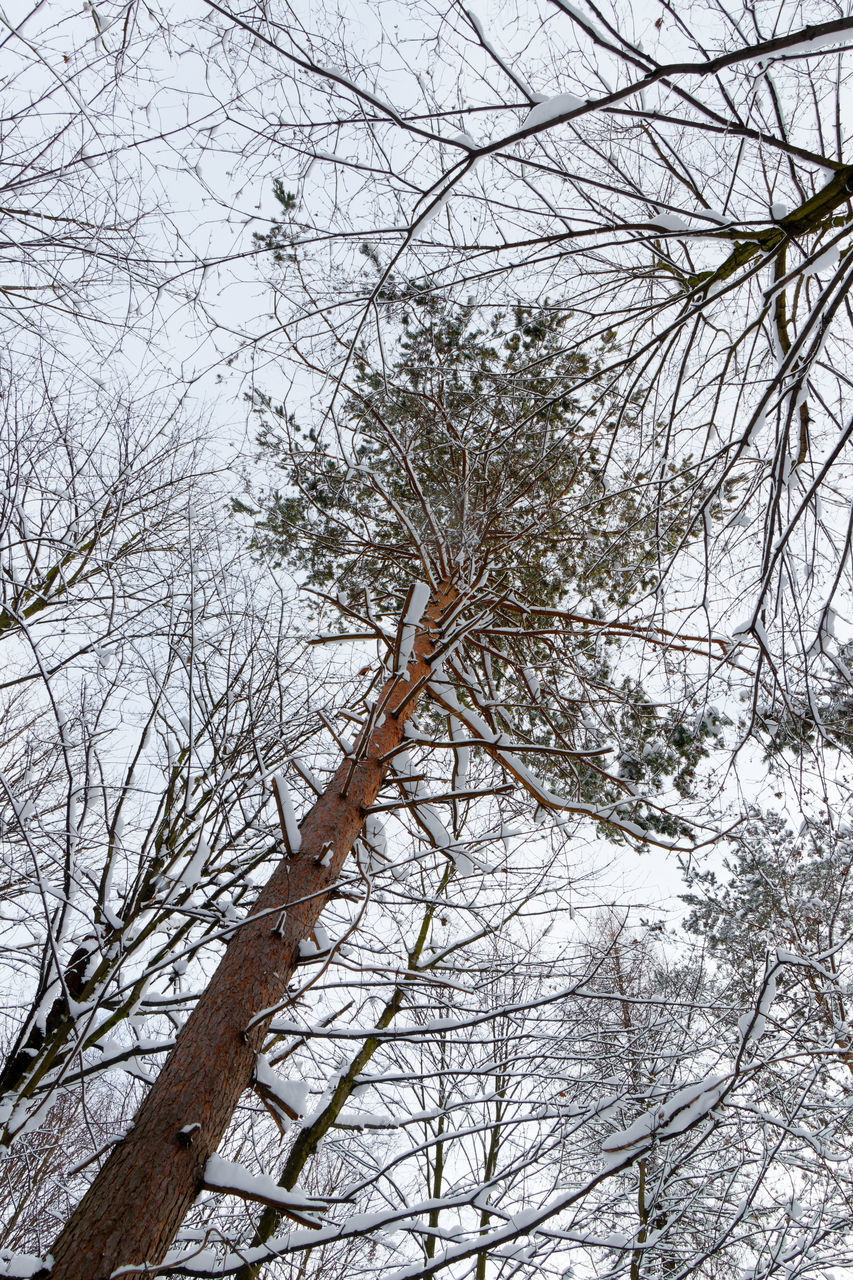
[45,583,455,1280]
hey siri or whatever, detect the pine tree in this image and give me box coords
[44,287,716,1277]
[683,808,853,1072]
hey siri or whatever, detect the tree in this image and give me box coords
[684,806,853,1074]
[678,807,853,1280]
[39,285,728,1275]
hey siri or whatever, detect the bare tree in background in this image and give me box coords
[0,365,314,1258]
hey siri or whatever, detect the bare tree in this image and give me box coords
[0,366,315,1261]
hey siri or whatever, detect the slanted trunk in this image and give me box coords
[45,583,455,1280]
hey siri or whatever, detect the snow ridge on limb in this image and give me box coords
[600,1074,729,1169]
[394,580,432,674]
[252,1053,308,1130]
[272,774,302,853]
[202,1155,328,1227]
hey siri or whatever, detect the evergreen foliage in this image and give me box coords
[244,278,718,837]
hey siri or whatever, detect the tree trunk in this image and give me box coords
[45,582,455,1280]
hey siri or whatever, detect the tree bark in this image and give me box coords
[45,582,455,1280]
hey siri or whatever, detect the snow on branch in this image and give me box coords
[202,1155,328,1227]
[273,774,302,853]
[600,1074,730,1169]
[394,580,432,674]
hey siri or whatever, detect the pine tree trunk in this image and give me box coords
[45,583,455,1280]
